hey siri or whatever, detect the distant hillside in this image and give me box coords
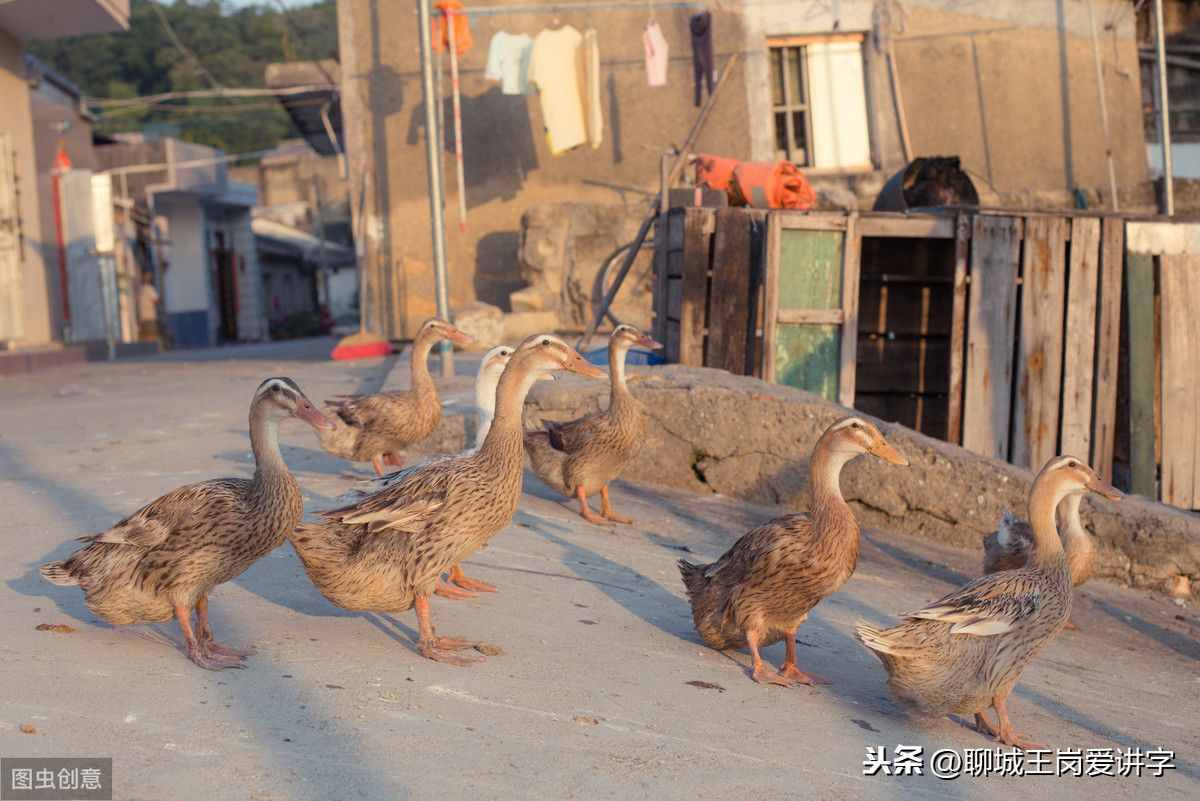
[29,0,338,156]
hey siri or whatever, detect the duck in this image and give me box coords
[524,324,661,525]
[338,344,531,600]
[679,417,909,686]
[855,455,1121,749]
[40,378,334,671]
[287,335,606,665]
[315,318,473,475]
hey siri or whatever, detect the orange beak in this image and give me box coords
[444,325,475,347]
[1087,475,1122,501]
[296,399,336,430]
[637,334,664,350]
[562,348,607,379]
[869,438,909,466]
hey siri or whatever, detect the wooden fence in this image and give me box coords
[653,207,1197,508]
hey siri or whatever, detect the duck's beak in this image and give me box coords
[1086,475,1122,501]
[870,438,909,466]
[445,324,475,347]
[562,348,607,379]
[636,334,664,350]
[296,400,336,431]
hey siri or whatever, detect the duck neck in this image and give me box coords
[807,437,856,530]
[477,363,540,470]
[249,403,291,491]
[609,340,634,408]
[1028,478,1069,567]
[1060,491,1086,547]
[410,332,438,401]
[474,369,501,448]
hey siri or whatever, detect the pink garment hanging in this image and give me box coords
[643,21,668,87]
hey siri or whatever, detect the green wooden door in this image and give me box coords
[765,215,860,405]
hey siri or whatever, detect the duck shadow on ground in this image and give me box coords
[1089,595,1200,662]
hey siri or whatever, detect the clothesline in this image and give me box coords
[452,1,705,17]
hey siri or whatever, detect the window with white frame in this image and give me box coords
[769,34,872,171]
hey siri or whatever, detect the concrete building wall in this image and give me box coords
[337,0,752,338]
[0,28,51,345]
[340,0,1149,339]
[228,210,266,342]
[157,195,210,346]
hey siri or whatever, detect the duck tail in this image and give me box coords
[854,620,896,657]
[40,561,78,587]
[677,559,707,599]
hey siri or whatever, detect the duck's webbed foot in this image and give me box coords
[576,487,609,525]
[177,604,245,671]
[418,636,486,666]
[775,663,830,686]
[413,595,485,666]
[434,580,477,600]
[448,563,496,593]
[992,693,1047,750]
[195,596,253,661]
[600,486,633,524]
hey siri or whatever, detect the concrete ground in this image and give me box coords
[1,338,1197,801]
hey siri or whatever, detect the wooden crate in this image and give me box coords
[653,207,765,376]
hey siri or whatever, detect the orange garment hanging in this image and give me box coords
[432,1,473,56]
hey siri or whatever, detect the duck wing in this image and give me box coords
[903,571,1047,636]
[91,479,250,549]
[327,392,413,430]
[319,457,462,534]
[546,410,608,453]
[701,513,813,583]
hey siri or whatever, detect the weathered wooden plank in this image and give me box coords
[678,208,712,367]
[1092,218,1124,482]
[1060,217,1101,462]
[763,214,782,381]
[1125,252,1157,499]
[839,213,862,406]
[947,213,970,445]
[1159,254,1199,508]
[1012,216,1068,469]
[775,213,848,232]
[857,215,956,239]
[778,309,844,325]
[963,215,1021,460]
[706,209,753,374]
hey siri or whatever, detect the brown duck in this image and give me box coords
[288,335,606,665]
[679,417,908,686]
[856,456,1121,749]
[524,324,662,525]
[40,378,333,670]
[316,318,473,475]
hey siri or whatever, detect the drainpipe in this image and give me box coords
[50,139,72,339]
[1154,0,1174,216]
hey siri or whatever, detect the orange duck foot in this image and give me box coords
[448,564,496,593]
[434,580,478,600]
[186,640,246,671]
[418,636,486,666]
[776,663,830,686]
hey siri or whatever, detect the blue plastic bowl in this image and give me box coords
[585,347,665,367]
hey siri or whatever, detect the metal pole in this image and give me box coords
[418,0,454,375]
[1154,0,1174,216]
[1086,0,1119,211]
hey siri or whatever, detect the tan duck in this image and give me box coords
[288,335,606,665]
[856,455,1121,749]
[40,378,333,671]
[337,344,528,600]
[679,417,908,686]
[983,493,1095,630]
[524,324,662,525]
[316,318,473,475]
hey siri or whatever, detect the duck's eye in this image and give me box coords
[1067,460,1078,468]
[851,422,861,429]
[541,338,550,345]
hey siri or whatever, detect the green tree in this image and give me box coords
[28,0,338,157]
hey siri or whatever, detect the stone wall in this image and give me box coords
[524,366,1199,597]
[516,203,654,332]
